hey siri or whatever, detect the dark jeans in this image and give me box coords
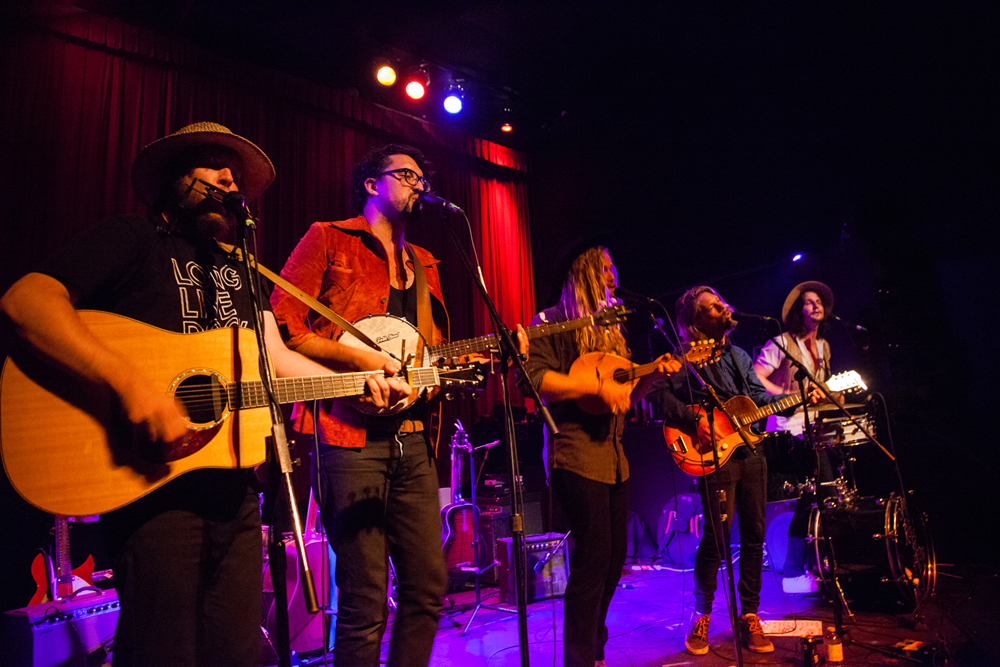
[694,449,767,616]
[102,471,262,667]
[550,469,629,667]
[784,445,836,576]
[315,431,446,667]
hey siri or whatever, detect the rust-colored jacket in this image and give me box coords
[270,217,448,449]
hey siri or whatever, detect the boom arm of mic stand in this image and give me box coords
[437,207,539,666]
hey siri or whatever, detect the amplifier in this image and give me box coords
[0,589,119,666]
[497,532,570,604]
[476,494,544,535]
[478,510,511,585]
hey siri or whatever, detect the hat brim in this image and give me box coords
[131,126,275,206]
[782,281,834,324]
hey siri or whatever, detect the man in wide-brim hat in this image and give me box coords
[1,123,346,666]
[754,280,837,596]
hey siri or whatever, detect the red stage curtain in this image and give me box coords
[0,10,535,410]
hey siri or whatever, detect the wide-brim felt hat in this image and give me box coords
[131,122,275,206]
[782,281,834,325]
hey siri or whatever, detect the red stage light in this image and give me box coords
[405,80,426,100]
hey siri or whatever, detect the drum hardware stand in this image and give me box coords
[456,437,517,636]
[796,366,853,643]
[437,203,558,666]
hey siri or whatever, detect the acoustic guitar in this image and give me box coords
[262,492,331,655]
[663,370,867,476]
[439,423,486,576]
[0,310,486,516]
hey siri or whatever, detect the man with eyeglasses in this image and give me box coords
[271,144,448,666]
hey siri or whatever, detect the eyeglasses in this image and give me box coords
[378,168,431,192]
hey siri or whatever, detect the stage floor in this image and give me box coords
[284,561,994,666]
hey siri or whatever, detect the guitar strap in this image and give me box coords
[214,241,387,355]
[404,241,434,363]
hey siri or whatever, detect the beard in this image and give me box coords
[170,197,235,242]
[400,195,425,225]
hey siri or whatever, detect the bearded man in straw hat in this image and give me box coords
[753,281,838,595]
[1,123,368,666]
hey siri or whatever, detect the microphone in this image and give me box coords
[613,287,654,303]
[731,310,778,322]
[532,531,570,572]
[829,314,868,332]
[222,191,257,225]
[420,193,464,213]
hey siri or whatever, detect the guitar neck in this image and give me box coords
[730,394,804,428]
[232,368,441,409]
[728,371,860,428]
[611,359,662,384]
[428,312,608,359]
[54,515,73,593]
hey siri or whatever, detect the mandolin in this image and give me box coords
[571,340,720,414]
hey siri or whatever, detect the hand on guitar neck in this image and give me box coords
[350,347,412,413]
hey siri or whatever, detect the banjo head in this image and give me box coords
[337,314,430,414]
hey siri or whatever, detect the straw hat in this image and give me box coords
[131,122,275,206]
[781,281,834,325]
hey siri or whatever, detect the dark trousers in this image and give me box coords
[103,472,262,667]
[784,445,836,576]
[551,469,629,666]
[315,432,447,667]
[693,449,767,616]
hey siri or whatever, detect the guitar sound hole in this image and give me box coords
[175,373,228,426]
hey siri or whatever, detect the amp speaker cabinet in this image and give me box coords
[0,589,119,666]
[497,533,570,604]
[476,493,544,535]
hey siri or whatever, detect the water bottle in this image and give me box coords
[824,626,843,663]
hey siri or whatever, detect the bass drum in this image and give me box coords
[808,495,935,608]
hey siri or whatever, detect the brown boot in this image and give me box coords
[739,613,774,654]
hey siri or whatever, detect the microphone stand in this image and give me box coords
[229,204,318,667]
[435,204,557,667]
[678,359,745,667]
[764,332,877,647]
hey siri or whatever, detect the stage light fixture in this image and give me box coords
[792,253,803,262]
[497,107,514,133]
[443,85,463,114]
[404,68,430,100]
[376,64,397,86]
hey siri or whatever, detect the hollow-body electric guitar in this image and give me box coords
[0,311,485,516]
[663,370,867,476]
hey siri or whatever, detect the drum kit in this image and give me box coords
[768,400,936,612]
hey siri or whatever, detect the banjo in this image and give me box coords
[338,305,633,415]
